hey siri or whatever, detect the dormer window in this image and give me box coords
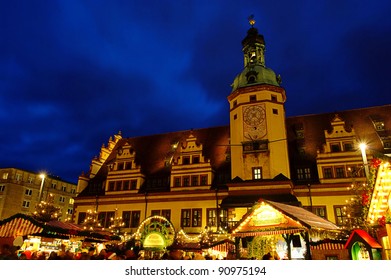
[373,120,385,131]
[246,72,258,85]
[192,156,200,164]
[330,143,341,152]
[343,142,354,151]
[183,156,190,165]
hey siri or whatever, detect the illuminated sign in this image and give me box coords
[143,232,166,248]
[250,204,285,226]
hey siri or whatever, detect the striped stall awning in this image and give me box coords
[0,217,43,237]
[232,228,303,237]
[310,243,345,250]
[210,241,235,253]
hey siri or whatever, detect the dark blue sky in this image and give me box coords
[1,1,390,183]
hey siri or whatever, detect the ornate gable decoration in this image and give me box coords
[321,114,357,153]
[175,132,209,165]
[325,114,355,139]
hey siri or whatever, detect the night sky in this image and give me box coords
[1,1,391,183]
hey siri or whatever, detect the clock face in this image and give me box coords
[243,105,265,126]
[243,105,266,140]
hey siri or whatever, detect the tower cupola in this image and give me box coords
[231,17,281,92]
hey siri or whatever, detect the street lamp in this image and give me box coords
[359,143,369,181]
[38,173,46,202]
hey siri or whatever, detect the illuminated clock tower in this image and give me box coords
[228,18,290,181]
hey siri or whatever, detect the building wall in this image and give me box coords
[0,168,77,221]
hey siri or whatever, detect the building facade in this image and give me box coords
[0,168,77,221]
[73,22,391,251]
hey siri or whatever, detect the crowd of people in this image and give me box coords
[0,243,232,260]
[0,243,282,260]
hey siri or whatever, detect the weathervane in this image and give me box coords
[248,15,256,27]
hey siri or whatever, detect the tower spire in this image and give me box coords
[248,14,256,27]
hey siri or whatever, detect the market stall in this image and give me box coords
[0,213,115,258]
[230,199,342,259]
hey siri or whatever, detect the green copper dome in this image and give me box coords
[231,65,280,91]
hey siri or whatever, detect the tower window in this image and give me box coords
[253,167,262,180]
[243,140,268,153]
[272,108,278,115]
[297,168,311,180]
[271,95,277,102]
[249,95,256,102]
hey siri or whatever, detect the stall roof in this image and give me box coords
[0,214,43,238]
[266,200,340,231]
[344,229,382,249]
[231,200,340,237]
[0,213,113,241]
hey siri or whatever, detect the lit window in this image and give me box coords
[2,173,9,180]
[207,209,217,227]
[181,209,191,227]
[334,206,347,226]
[192,209,202,227]
[253,167,262,180]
